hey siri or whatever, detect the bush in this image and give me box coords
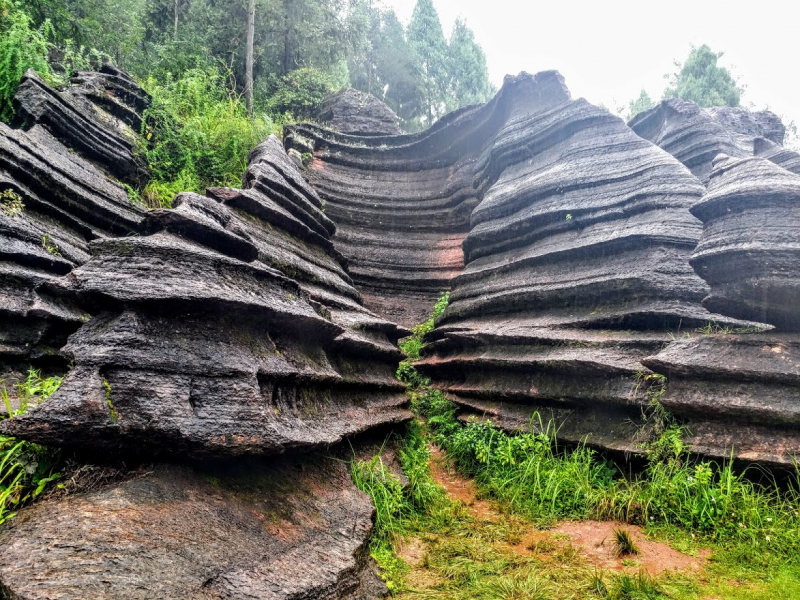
[264,67,338,120]
[0,1,54,121]
[0,369,64,524]
[140,65,276,207]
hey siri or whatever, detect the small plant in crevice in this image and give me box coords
[0,188,24,217]
[41,234,61,257]
[613,528,640,557]
[102,377,117,422]
[398,291,449,360]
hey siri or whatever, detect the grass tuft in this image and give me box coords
[613,528,640,556]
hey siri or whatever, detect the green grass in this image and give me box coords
[399,291,450,360]
[0,369,64,524]
[355,297,800,598]
[137,65,283,208]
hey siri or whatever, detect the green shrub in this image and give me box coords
[0,1,54,121]
[264,67,338,120]
[140,65,276,207]
[0,369,64,524]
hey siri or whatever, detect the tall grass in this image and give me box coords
[138,65,280,208]
[414,386,800,557]
[0,369,64,524]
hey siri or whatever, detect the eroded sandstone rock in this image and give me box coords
[289,71,754,457]
[689,155,800,329]
[0,455,386,599]
[1,135,410,456]
[629,99,800,183]
[14,68,149,186]
[316,88,402,136]
[639,155,800,465]
[0,70,147,377]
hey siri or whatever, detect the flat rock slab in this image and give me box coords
[0,456,386,599]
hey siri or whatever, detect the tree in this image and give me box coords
[626,89,655,121]
[663,44,743,107]
[245,0,254,114]
[407,0,448,124]
[447,17,493,111]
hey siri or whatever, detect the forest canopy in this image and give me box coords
[4,0,495,131]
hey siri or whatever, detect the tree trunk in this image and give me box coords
[173,0,179,37]
[245,0,255,115]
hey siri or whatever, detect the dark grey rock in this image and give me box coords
[0,457,387,599]
[629,98,800,182]
[316,88,402,136]
[14,69,149,186]
[690,155,800,330]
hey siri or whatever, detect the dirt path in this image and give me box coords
[426,445,707,576]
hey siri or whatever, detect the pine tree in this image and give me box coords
[663,45,743,107]
[407,0,448,124]
[447,17,493,111]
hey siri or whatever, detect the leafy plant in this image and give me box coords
[0,0,55,121]
[399,291,449,360]
[0,188,24,216]
[0,369,64,524]
[139,64,275,207]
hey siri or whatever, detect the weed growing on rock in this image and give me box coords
[0,189,24,216]
[399,291,449,360]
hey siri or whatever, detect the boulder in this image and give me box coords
[0,456,386,599]
[316,88,402,136]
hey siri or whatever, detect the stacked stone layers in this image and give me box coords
[629,99,800,183]
[288,71,745,455]
[284,91,507,327]
[642,156,800,465]
[1,135,410,456]
[413,74,752,454]
[689,155,800,329]
[0,70,147,379]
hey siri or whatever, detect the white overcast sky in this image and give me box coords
[384,0,800,126]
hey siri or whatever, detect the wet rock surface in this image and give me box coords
[629,98,800,183]
[0,455,386,599]
[0,70,146,379]
[316,88,402,136]
[1,135,410,456]
[690,155,800,330]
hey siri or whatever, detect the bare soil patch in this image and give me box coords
[425,444,708,575]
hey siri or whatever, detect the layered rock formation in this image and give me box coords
[0,68,406,598]
[1,135,410,456]
[316,88,402,136]
[629,99,800,182]
[642,155,800,465]
[0,69,147,387]
[289,71,757,456]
